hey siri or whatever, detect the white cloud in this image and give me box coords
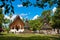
[52,7,57,13]
[17,4,23,7]
[19,15,23,19]
[2,7,5,14]
[25,16,28,19]
[32,15,39,20]
[20,13,28,16]
[2,7,4,10]
[4,15,10,19]
[10,15,17,21]
[4,14,23,21]
[20,12,31,17]
[4,15,16,21]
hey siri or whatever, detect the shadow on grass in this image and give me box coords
[0,33,6,35]
[0,35,60,40]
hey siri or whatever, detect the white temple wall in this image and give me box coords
[9,29,24,33]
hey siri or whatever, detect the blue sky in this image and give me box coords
[11,0,57,20]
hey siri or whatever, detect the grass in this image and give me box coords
[0,32,60,40]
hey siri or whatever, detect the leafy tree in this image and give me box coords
[9,12,13,18]
[41,10,51,24]
[51,7,60,33]
[0,0,15,32]
[0,8,4,32]
[29,17,43,31]
[21,0,60,8]
[0,0,15,14]
[0,8,4,28]
[0,8,12,32]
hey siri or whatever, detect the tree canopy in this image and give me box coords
[20,0,60,8]
[0,0,15,14]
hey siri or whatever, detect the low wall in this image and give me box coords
[9,29,24,33]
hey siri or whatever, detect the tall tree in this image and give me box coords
[0,0,15,32]
[41,10,51,24]
[51,7,60,33]
[29,17,43,31]
[0,8,4,28]
[0,8,4,32]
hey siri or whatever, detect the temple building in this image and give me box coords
[40,22,58,34]
[24,19,30,33]
[24,19,30,29]
[9,16,25,33]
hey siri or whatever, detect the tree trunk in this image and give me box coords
[39,30,40,33]
[57,29,59,34]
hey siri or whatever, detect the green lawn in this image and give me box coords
[0,32,60,40]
